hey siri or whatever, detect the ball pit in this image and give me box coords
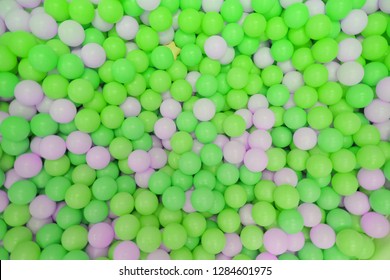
[0,0,389,261]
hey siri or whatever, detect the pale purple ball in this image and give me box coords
[375,120,390,141]
[36,96,54,113]
[81,43,106,68]
[58,20,85,47]
[152,135,163,148]
[223,140,246,164]
[252,108,275,130]
[256,252,278,260]
[5,8,30,32]
[305,0,325,16]
[219,46,235,65]
[344,191,370,215]
[14,80,44,106]
[364,99,390,123]
[66,131,92,155]
[214,134,229,149]
[193,98,216,121]
[39,135,66,160]
[298,203,322,227]
[4,169,22,189]
[325,61,340,82]
[29,195,56,219]
[248,129,272,150]
[192,140,204,154]
[26,217,52,234]
[14,153,42,178]
[263,228,288,255]
[162,139,172,150]
[0,190,9,212]
[149,148,168,169]
[88,223,115,249]
[135,168,154,188]
[293,127,317,150]
[248,94,269,113]
[287,232,305,252]
[337,61,364,86]
[376,77,390,102]
[113,241,140,260]
[159,27,175,45]
[337,38,362,62]
[29,12,57,40]
[128,150,151,173]
[236,109,253,129]
[86,245,109,260]
[310,224,336,249]
[274,168,298,186]
[52,202,66,221]
[120,97,141,117]
[186,71,200,92]
[244,148,268,172]
[283,71,304,93]
[232,131,250,150]
[154,117,176,140]
[92,10,113,32]
[49,99,77,124]
[9,100,37,120]
[116,16,139,40]
[341,9,368,35]
[147,249,171,260]
[183,190,196,213]
[361,212,390,238]
[216,253,232,260]
[204,35,227,60]
[160,99,182,119]
[357,168,385,190]
[86,146,111,170]
[222,233,242,257]
[239,204,256,226]
[262,170,274,181]
[16,0,41,8]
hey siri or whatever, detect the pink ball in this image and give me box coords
[86,245,108,260]
[193,98,216,121]
[357,168,385,190]
[361,212,390,238]
[81,43,106,68]
[214,134,229,149]
[27,217,52,234]
[256,252,278,260]
[49,99,77,124]
[344,191,370,215]
[298,203,322,227]
[29,12,57,40]
[154,117,176,140]
[113,241,140,260]
[14,80,44,106]
[29,195,56,219]
[135,168,154,188]
[4,169,22,189]
[222,233,242,257]
[310,224,336,249]
[88,223,115,249]
[149,148,168,169]
[223,140,246,164]
[236,109,253,129]
[263,228,288,255]
[30,137,42,155]
[9,100,37,120]
[239,204,256,226]
[364,99,390,123]
[183,190,196,213]
[66,131,92,155]
[248,129,272,150]
[14,153,42,178]
[120,97,141,117]
[293,127,317,150]
[204,35,227,60]
[376,77,390,102]
[274,168,298,186]
[0,190,9,212]
[86,146,111,170]
[39,135,66,160]
[248,94,269,113]
[244,148,268,172]
[147,249,171,260]
[287,232,305,252]
[160,99,182,119]
[128,150,151,173]
[252,108,275,130]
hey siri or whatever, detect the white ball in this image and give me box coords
[29,13,58,40]
[186,72,200,92]
[202,0,224,12]
[204,35,228,60]
[280,0,303,8]
[337,61,364,86]
[140,11,150,26]
[92,10,114,32]
[305,0,325,16]
[379,0,390,13]
[326,61,340,82]
[219,47,235,65]
[5,8,30,32]
[0,0,21,20]
[58,20,85,47]
[362,0,379,14]
[341,9,368,35]
[283,71,304,93]
[277,60,295,74]
[193,98,216,122]
[240,0,253,12]
[136,0,161,11]
[253,47,274,69]
[0,18,5,36]
[159,27,175,45]
[116,16,139,40]
[337,38,362,62]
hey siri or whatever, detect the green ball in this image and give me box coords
[8,180,37,205]
[149,6,172,32]
[318,128,344,153]
[271,39,294,62]
[274,184,300,210]
[283,3,309,29]
[36,223,63,248]
[336,229,364,257]
[0,72,18,98]
[55,206,82,229]
[217,208,241,233]
[305,14,332,40]
[267,84,290,106]
[83,200,109,223]
[240,225,263,250]
[308,106,333,130]
[356,145,386,170]
[136,226,161,253]
[278,209,304,234]
[114,214,140,240]
[61,225,88,251]
[298,242,323,260]
[92,176,118,201]
[252,201,276,227]
[44,0,70,22]
[3,204,31,227]
[201,228,226,254]
[10,241,41,260]
[183,212,206,237]
[296,178,321,203]
[178,8,201,33]
[97,0,123,23]
[65,184,91,209]
[191,188,214,212]
[0,116,30,142]
[28,44,58,73]
[369,189,390,215]
[3,226,32,252]
[345,84,374,108]
[317,187,341,211]
[163,223,187,250]
[222,114,246,137]
[134,190,158,215]
[224,184,247,209]
[40,244,68,260]
[326,209,352,233]
[330,149,356,173]
[162,186,185,211]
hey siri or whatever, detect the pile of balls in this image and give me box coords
[0,0,389,260]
